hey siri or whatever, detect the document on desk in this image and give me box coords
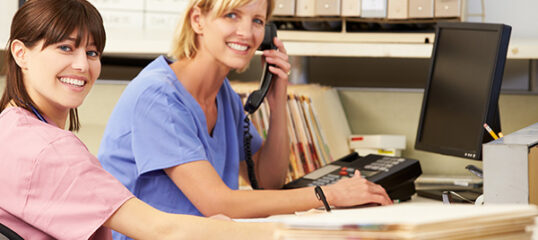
[237,203,538,239]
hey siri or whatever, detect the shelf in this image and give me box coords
[278,31,434,58]
[2,28,536,59]
[102,29,436,58]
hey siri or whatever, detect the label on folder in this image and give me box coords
[349,134,406,150]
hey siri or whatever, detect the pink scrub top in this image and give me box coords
[0,107,134,239]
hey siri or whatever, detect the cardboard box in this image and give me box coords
[296,0,316,16]
[145,12,181,31]
[89,0,144,11]
[361,0,387,18]
[435,0,461,17]
[99,10,144,30]
[341,0,361,17]
[483,123,538,204]
[273,0,296,16]
[316,0,341,16]
[145,0,188,13]
[388,0,409,19]
[409,0,434,18]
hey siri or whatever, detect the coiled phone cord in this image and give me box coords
[243,115,261,189]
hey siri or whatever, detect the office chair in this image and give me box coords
[0,223,23,240]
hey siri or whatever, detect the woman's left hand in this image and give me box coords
[263,37,290,108]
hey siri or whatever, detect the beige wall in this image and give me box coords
[2,76,537,175]
[75,81,127,155]
[339,89,538,175]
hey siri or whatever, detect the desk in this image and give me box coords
[239,196,538,239]
[407,195,538,240]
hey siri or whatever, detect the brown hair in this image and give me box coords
[0,0,105,131]
[170,0,274,60]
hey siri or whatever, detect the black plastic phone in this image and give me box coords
[283,153,423,201]
[243,23,278,190]
[244,23,278,114]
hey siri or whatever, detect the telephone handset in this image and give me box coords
[244,23,278,114]
[243,23,278,190]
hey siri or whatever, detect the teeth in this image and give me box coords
[227,43,248,51]
[59,77,85,87]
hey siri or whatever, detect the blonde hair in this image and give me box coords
[170,0,274,60]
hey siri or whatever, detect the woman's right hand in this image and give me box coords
[323,170,393,207]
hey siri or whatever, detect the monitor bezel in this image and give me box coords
[415,22,511,160]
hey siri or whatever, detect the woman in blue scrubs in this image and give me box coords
[98,0,392,231]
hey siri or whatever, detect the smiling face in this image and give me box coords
[195,0,267,70]
[20,31,100,114]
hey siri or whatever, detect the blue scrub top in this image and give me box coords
[98,56,263,220]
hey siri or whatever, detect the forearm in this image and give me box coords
[257,103,290,189]
[105,198,277,240]
[214,187,323,218]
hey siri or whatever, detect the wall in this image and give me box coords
[0,0,18,48]
[339,88,538,175]
[468,0,538,38]
[3,76,535,176]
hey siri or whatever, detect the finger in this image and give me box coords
[268,66,288,80]
[263,49,289,63]
[369,194,391,206]
[363,182,390,202]
[371,184,392,204]
[273,37,287,54]
[265,56,291,71]
[354,170,362,178]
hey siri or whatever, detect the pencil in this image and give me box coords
[498,132,504,138]
[483,123,499,140]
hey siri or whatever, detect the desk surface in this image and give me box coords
[237,195,538,239]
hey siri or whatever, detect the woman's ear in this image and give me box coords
[11,40,28,70]
[190,6,205,34]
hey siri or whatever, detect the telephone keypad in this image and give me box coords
[308,156,406,186]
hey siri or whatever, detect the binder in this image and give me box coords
[434,0,461,18]
[341,0,361,17]
[296,0,316,17]
[409,0,434,18]
[387,0,409,19]
[315,0,341,16]
[273,0,296,16]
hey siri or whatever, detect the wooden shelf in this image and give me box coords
[278,31,434,58]
[3,28,535,60]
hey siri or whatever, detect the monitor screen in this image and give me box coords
[415,22,511,160]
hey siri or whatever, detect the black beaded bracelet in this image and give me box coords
[314,186,331,212]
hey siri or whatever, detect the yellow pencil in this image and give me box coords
[498,132,504,138]
[483,123,499,140]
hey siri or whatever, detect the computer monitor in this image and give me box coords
[415,22,512,160]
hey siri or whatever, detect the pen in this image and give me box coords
[314,186,331,212]
[483,123,499,140]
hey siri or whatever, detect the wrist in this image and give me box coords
[321,185,336,205]
[314,186,332,211]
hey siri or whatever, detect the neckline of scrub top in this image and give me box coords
[163,56,224,142]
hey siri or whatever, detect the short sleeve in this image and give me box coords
[22,136,133,239]
[131,85,207,175]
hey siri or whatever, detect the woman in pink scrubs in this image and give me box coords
[0,0,274,239]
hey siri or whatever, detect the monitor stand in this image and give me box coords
[416,188,482,203]
[414,174,483,203]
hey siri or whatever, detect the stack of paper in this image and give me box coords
[243,203,538,239]
[349,134,406,157]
